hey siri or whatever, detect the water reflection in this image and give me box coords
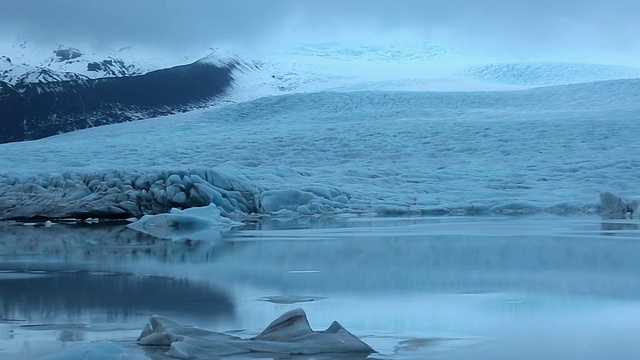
[0,269,234,323]
[3,217,640,299]
[0,221,240,264]
[1,215,640,359]
[600,220,640,234]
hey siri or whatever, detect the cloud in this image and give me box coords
[1,0,639,55]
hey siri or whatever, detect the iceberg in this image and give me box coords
[137,308,375,358]
[127,204,242,241]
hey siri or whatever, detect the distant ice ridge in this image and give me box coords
[464,62,640,86]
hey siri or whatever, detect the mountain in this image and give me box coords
[0,45,147,86]
[0,42,260,144]
[0,58,240,144]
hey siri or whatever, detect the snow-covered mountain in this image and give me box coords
[0,60,242,144]
[0,44,147,86]
[0,42,267,144]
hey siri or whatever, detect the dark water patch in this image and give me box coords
[0,269,234,323]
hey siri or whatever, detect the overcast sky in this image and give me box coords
[1,0,639,55]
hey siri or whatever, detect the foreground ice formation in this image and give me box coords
[137,308,375,358]
[600,191,640,219]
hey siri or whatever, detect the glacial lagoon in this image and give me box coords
[1,214,640,359]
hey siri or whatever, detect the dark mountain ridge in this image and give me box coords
[0,59,238,144]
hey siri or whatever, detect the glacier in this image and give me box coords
[1,76,640,222]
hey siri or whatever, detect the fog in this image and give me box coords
[1,0,639,56]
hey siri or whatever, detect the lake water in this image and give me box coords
[1,214,640,359]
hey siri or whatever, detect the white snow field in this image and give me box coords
[1,73,640,223]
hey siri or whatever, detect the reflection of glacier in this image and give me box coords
[2,78,640,220]
[207,223,640,300]
[4,218,640,300]
[0,222,238,263]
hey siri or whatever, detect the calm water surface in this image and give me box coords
[1,215,640,359]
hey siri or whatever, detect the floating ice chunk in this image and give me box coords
[127,204,242,241]
[600,191,640,219]
[37,343,147,360]
[137,308,375,358]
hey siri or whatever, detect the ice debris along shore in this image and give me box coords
[0,168,350,221]
[137,308,375,359]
